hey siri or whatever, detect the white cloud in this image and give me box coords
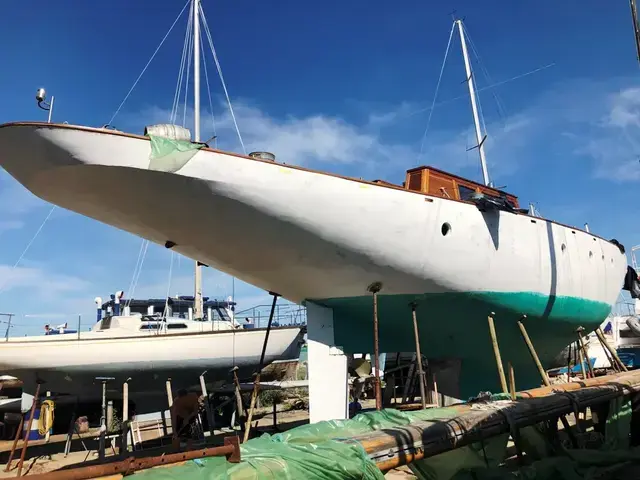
[0,264,90,297]
[0,220,23,233]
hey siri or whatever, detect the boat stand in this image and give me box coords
[95,377,115,461]
[367,282,383,411]
[244,292,280,442]
[12,381,42,477]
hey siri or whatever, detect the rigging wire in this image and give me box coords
[199,3,246,154]
[171,6,194,123]
[417,21,456,162]
[108,0,191,126]
[0,205,56,297]
[462,22,509,123]
[400,64,554,121]
[200,29,218,148]
[182,26,194,128]
[125,239,146,306]
[125,239,150,308]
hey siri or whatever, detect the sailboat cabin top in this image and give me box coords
[382,166,520,209]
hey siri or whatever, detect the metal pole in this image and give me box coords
[487,313,508,393]
[410,303,427,409]
[4,415,24,471]
[3,313,14,341]
[192,0,204,321]
[47,96,54,123]
[16,382,41,477]
[77,315,81,340]
[369,282,383,410]
[456,19,490,186]
[517,317,550,386]
[244,292,279,442]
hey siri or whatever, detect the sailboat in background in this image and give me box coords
[0,5,633,398]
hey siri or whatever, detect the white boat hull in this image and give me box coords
[0,123,628,397]
[0,326,303,409]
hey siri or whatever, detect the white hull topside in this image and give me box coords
[0,123,628,309]
[0,326,303,401]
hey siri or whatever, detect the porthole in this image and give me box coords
[441,223,452,236]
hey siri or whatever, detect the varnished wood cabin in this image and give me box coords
[375,166,520,209]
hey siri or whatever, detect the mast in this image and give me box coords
[193,0,204,319]
[456,19,491,187]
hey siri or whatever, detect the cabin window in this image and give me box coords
[100,317,112,330]
[167,323,187,329]
[458,185,476,201]
[139,323,161,330]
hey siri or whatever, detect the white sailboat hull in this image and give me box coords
[0,123,629,397]
[0,326,303,407]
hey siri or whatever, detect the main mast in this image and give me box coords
[456,19,491,187]
[193,0,204,319]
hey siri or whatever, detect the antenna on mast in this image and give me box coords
[456,19,491,187]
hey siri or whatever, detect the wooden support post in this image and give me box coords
[566,343,573,381]
[595,328,628,372]
[487,313,508,393]
[232,367,244,426]
[273,401,277,430]
[166,378,173,408]
[518,319,579,446]
[576,328,595,378]
[432,373,439,407]
[368,282,383,411]
[410,303,427,409]
[595,329,619,372]
[199,371,215,436]
[517,317,550,386]
[577,344,588,380]
[4,415,24,471]
[44,391,51,443]
[508,362,516,400]
[244,292,279,442]
[121,378,130,457]
[16,382,41,477]
[99,381,107,460]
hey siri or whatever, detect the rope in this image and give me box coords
[417,21,456,162]
[0,205,56,297]
[38,400,55,436]
[199,3,246,154]
[107,0,191,126]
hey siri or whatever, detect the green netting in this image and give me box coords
[148,135,203,173]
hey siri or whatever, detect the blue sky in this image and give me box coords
[0,0,639,333]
